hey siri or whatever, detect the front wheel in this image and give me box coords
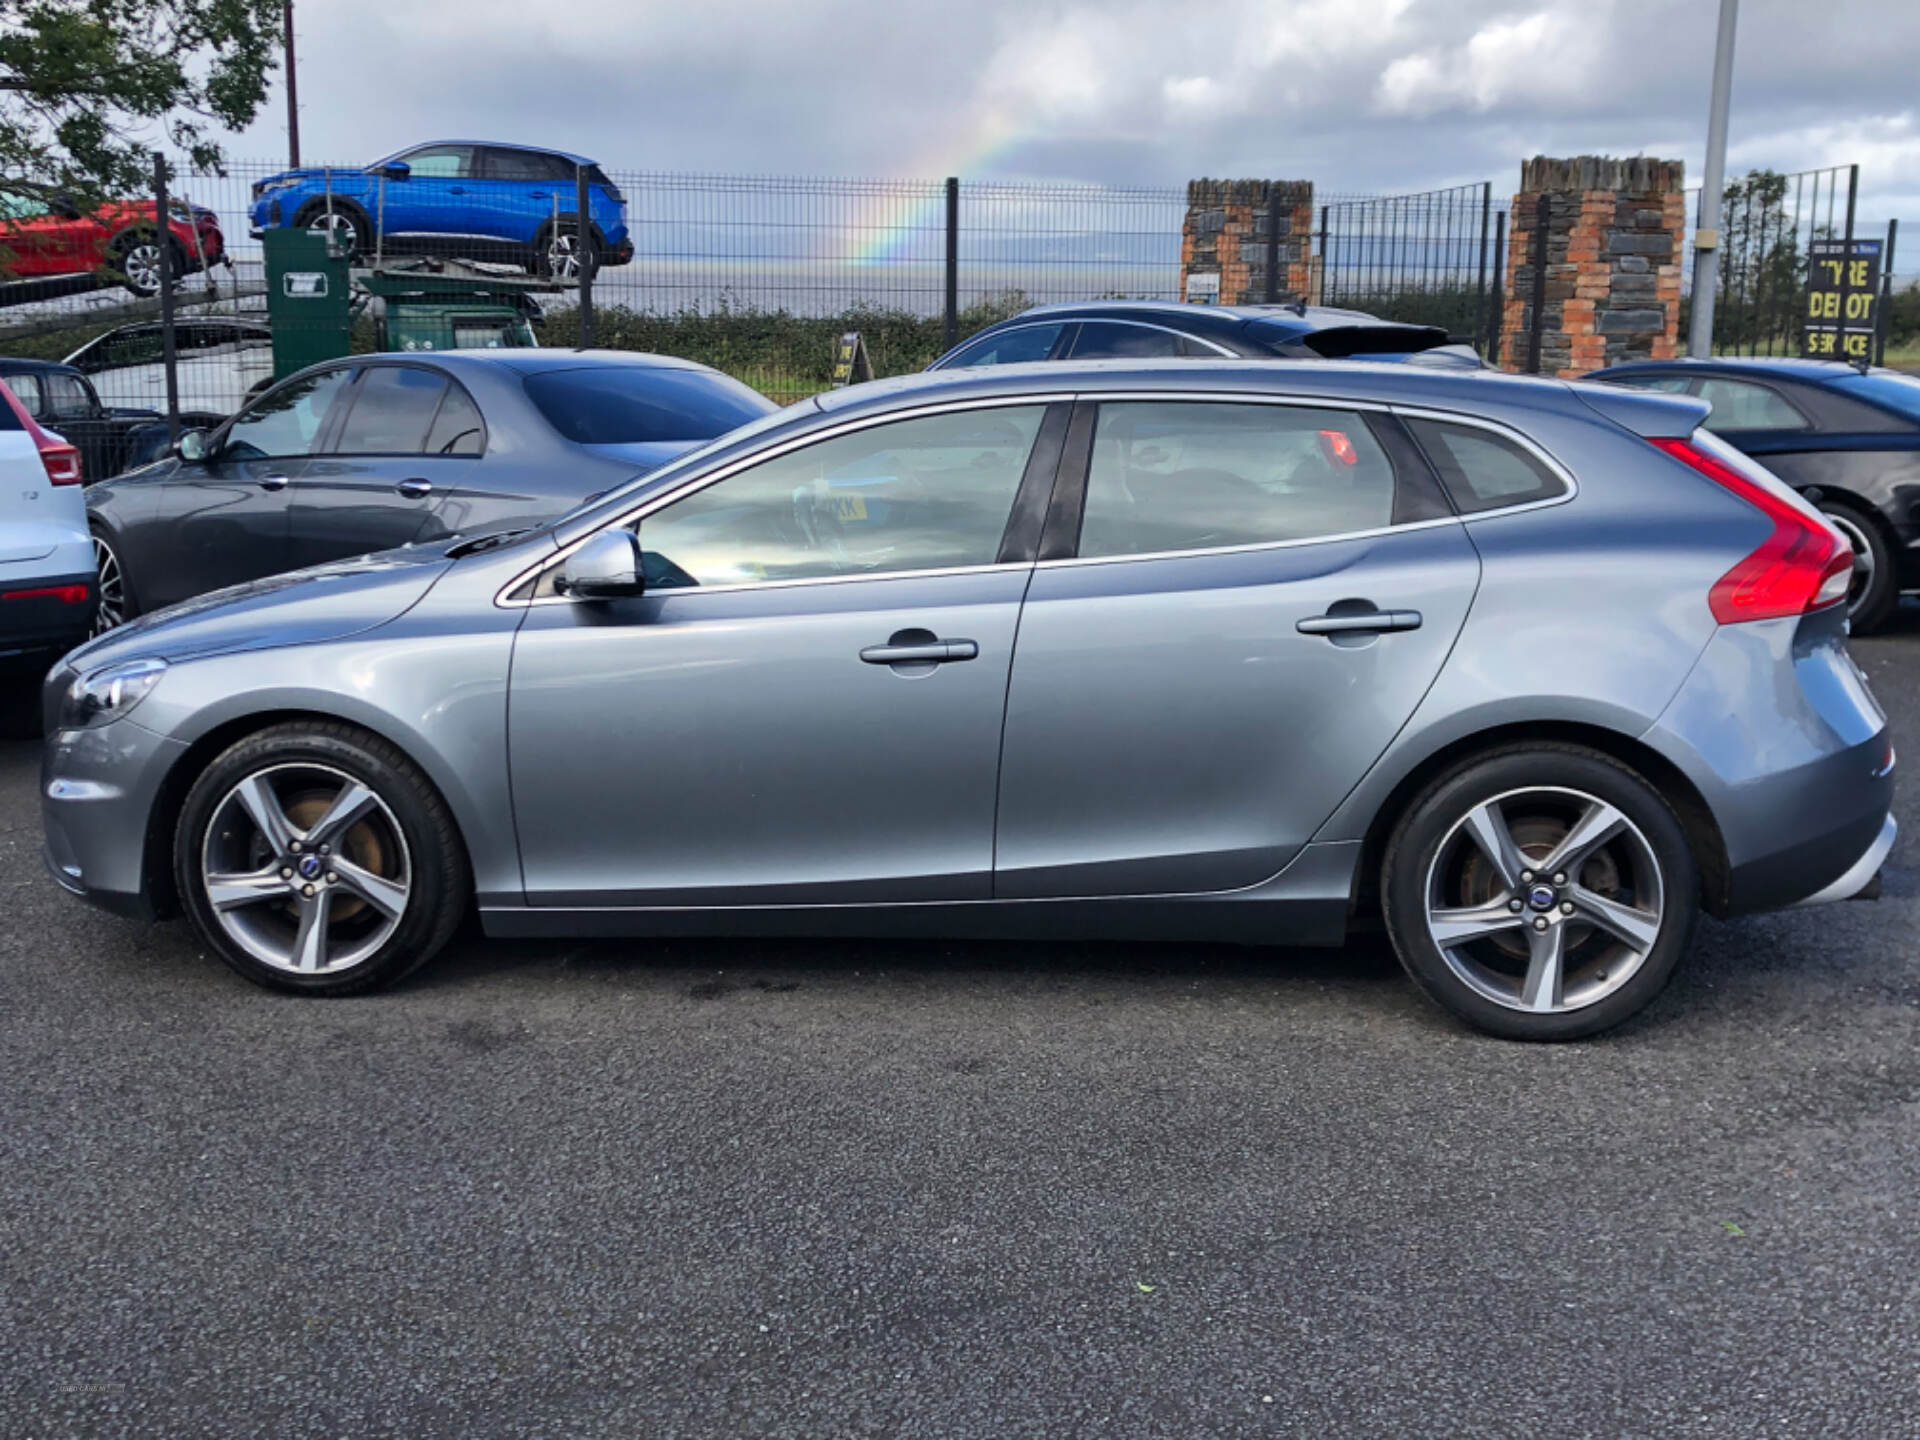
[1818,501,1897,634]
[90,528,132,637]
[1381,744,1699,1041]
[174,722,469,995]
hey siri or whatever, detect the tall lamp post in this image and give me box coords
[1687,0,1739,357]
[284,1,300,169]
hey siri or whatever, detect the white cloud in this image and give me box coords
[1376,5,1596,117]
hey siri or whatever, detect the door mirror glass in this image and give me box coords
[176,428,209,462]
[559,529,645,600]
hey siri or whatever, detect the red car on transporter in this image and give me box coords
[0,191,224,298]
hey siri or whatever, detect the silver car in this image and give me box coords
[40,360,1896,1039]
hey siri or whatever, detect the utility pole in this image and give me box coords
[283,1,300,169]
[1687,0,1739,357]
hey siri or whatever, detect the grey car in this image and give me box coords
[40,360,1896,1039]
[82,349,774,631]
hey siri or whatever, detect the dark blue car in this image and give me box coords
[248,141,633,279]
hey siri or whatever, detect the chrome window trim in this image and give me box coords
[933,322,1072,370]
[495,393,1077,608]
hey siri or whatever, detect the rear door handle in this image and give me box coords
[396,478,433,499]
[529,191,550,200]
[448,186,466,195]
[860,639,979,665]
[258,473,289,492]
[1296,609,1422,636]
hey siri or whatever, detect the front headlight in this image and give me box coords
[61,658,167,730]
[253,177,299,199]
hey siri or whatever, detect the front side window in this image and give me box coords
[393,145,472,179]
[222,368,352,460]
[633,406,1046,588]
[940,324,1065,368]
[1695,378,1810,432]
[1068,322,1189,359]
[1405,418,1567,515]
[1077,402,1400,558]
[332,367,448,454]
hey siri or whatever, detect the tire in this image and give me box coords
[292,200,369,261]
[110,231,184,298]
[1817,499,1897,634]
[1380,743,1699,1041]
[89,526,134,638]
[534,217,599,281]
[174,721,469,996]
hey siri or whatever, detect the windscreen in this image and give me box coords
[523,366,775,445]
[1830,371,1920,423]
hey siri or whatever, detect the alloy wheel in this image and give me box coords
[545,230,581,281]
[1423,785,1665,1015]
[1822,509,1876,613]
[121,242,164,296]
[91,534,125,637]
[305,210,358,255]
[199,762,412,976]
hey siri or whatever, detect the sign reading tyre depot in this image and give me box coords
[1803,238,1882,360]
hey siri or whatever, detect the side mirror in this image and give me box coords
[556,529,645,601]
[380,161,412,182]
[176,428,210,463]
[48,193,82,220]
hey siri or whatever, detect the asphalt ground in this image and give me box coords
[3,612,1918,1438]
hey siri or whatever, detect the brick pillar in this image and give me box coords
[1180,179,1314,306]
[1501,156,1686,376]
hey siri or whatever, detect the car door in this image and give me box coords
[378,145,474,252]
[993,397,1483,898]
[507,400,1068,907]
[474,147,570,256]
[144,365,354,607]
[289,364,484,568]
[0,193,68,276]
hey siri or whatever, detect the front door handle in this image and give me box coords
[1296,608,1422,636]
[529,191,551,200]
[448,186,466,195]
[860,638,979,666]
[258,472,289,492]
[396,478,433,499]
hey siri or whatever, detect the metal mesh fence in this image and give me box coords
[1319,182,1507,348]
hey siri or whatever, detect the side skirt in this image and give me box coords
[478,841,1362,947]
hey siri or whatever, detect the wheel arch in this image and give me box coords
[1351,719,1732,924]
[141,706,483,920]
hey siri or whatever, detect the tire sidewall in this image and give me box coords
[174,726,458,995]
[1382,746,1700,1041]
[109,230,179,297]
[294,202,367,257]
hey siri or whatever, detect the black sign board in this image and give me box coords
[830,331,874,388]
[1803,238,1883,361]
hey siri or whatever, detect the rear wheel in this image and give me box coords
[110,232,183,298]
[1381,744,1699,1040]
[174,722,468,995]
[90,528,132,637]
[535,218,598,281]
[1817,500,1896,633]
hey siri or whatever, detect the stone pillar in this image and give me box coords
[1501,156,1686,376]
[1180,179,1314,306]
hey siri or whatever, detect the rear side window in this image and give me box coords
[426,383,485,455]
[332,367,448,454]
[1077,401,1405,558]
[940,324,1065,368]
[523,366,773,445]
[1068,323,1187,359]
[44,373,94,419]
[1695,378,1810,432]
[484,147,573,182]
[1405,418,1568,514]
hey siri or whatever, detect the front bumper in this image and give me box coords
[40,713,186,920]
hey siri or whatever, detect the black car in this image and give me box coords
[927,301,1478,370]
[84,349,775,630]
[1590,358,1920,631]
[0,358,166,482]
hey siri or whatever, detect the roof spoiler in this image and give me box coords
[1571,382,1710,438]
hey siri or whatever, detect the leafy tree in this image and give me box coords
[0,0,282,203]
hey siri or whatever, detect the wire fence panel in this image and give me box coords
[1319,183,1504,347]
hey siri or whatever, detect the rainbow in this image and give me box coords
[836,103,1024,265]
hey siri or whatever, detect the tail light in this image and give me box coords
[0,378,83,484]
[1648,434,1851,624]
[2,583,89,605]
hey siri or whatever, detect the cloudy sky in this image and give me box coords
[239,0,1918,224]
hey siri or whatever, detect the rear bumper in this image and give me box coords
[0,570,95,675]
[1792,813,1896,906]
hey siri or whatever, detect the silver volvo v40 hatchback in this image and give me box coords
[41,361,1895,1039]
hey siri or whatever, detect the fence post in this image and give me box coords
[944,176,959,349]
[153,152,179,445]
[1264,183,1281,303]
[1473,182,1491,351]
[1316,205,1329,306]
[1876,217,1897,366]
[576,164,595,349]
[1488,208,1506,365]
[1526,192,1550,374]
[1840,163,1859,364]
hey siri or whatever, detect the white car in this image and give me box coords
[0,377,93,722]
[64,317,274,419]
